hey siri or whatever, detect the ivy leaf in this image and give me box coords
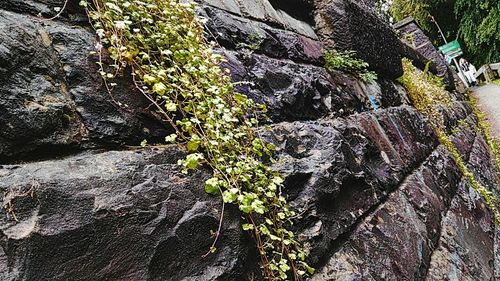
[187,134,201,151]
[222,188,238,203]
[143,74,156,84]
[183,153,203,170]
[165,134,177,143]
[153,82,167,95]
[204,177,219,195]
[165,101,177,112]
[239,205,253,213]
[242,223,254,231]
[272,176,284,185]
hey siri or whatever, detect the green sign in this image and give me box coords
[438,40,463,59]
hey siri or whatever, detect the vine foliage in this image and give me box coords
[80,0,312,279]
[399,58,499,223]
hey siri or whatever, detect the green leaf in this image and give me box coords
[187,134,201,151]
[239,205,253,213]
[165,101,177,112]
[183,153,203,170]
[165,134,177,143]
[143,74,156,84]
[242,223,254,231]
[222,188,238,203]
[204,177,219,195]
[140,139,147,147]
[269,234,281,241]
[272,176,284,185]
[153,82,167,95]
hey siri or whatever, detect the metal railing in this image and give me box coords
[474,63,500,82]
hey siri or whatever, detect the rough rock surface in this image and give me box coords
[394,17,456,90]
[0,8,170,162]
[314,0,404,79]
[1,0,499,280]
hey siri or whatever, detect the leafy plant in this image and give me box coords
[398,58,452,129]
[236,32,265,51]
[399,58,499,223]
[324,50,378,83]
[81,0,312,279]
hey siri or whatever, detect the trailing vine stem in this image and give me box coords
[80,0,313,279]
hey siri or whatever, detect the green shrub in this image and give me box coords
[324,50,378,83]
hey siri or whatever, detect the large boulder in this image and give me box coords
[314,0,404,79]
[0,9,169,161]
[0,147,249,281]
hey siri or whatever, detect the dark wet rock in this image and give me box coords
[467,133,499,192]
[426,179,496,281]
[375,106,438,168]
[315,0,404,79]
[312,146,462,281]
[198,0,317,38]
[259,106,439,266]
[202,6,323,65]
[0,147,248,281]
[221,51,365,122]
[0,10,169,161]
[378,79,410,107]
[400,43,439,75]
[0,0,88,22]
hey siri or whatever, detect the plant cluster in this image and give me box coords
[399,58,499,223]
[398,59,452,129]
[324,50,378,83]
[81,0,312,279]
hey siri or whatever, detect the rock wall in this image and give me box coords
[0,0,498,280]
[394,17,455,90]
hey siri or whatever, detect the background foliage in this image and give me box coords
[388,0,500,66]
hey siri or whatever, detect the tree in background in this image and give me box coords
[387,0,500,66]
[455,0,500,66]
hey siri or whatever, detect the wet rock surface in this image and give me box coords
[0,147,248,281]
[394,18,456,90]
[1,0,499,280]
[0,8,169,162]
[315,0,404,79]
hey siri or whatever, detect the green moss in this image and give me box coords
[399,58,500,223]
[398,59,452,130]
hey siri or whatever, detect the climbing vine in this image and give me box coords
[399,58,500,223]
[80,0,312,279]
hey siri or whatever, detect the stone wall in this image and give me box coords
[394,17,456,90]
[0,0,498,280]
